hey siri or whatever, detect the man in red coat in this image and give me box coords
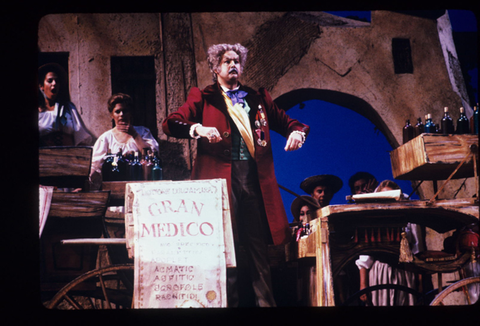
[162,43,309,307]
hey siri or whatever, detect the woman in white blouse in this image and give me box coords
[38,63,93,147]
[89,93,159,188]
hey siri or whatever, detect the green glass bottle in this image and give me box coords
[151,151,163,180]
[129,151,143,181]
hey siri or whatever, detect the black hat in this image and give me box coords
[290,195,320,222]
[300,174,343,195]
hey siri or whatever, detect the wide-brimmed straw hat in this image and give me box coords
[300,174,343,195]
[290,195,320,222]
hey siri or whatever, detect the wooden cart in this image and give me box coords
[304,199,478,306]
[288,134,479,306]
[40,134,480,308]
[40,145,233,309]
[40,147,134,309]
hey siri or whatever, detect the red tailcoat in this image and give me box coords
[162,83,310,245]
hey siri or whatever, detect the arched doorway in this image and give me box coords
[272,89,417,222]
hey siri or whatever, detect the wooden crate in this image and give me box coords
[48,191,110,218]
[390,134,478,180]
[39,146,92,188]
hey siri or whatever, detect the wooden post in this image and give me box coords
[161,13,197,173]
[315,215,334,306]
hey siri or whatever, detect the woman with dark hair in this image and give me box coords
[38,63,93,146]
[90,93,159,187]
[290,195,319,225]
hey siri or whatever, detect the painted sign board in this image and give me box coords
[125,179,235,308]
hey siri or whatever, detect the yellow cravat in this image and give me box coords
[221,91,255,159]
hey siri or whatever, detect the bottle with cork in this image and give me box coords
[441,107,454,135]
[456,107,470,134]
[424,114,436,133]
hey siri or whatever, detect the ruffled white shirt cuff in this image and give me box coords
[189,123,202,139]
[290,130,306,143]
[355,255,374,270]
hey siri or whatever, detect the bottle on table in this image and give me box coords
[403,119,414,144]
[129,151,143,181]
[471,104,479,135]
[424,114,436,133]
[101,151,114,181]
[124,151,134,180]
[151,151,163,180]
[111,150,127,181]
[441,107,454,135]
[414,117,424,137]
[142,148,153,181]
[456,107,470,134]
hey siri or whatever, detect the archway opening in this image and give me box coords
[273,89,417,223]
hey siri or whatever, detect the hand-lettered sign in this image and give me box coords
[125,179,235,308]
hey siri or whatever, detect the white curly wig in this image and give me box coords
[207,43,248,82]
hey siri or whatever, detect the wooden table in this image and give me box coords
[288,199,479,306]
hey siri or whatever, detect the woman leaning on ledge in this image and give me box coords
[89,93,159,189]
[38,63,94,147]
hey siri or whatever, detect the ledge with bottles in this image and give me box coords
[101,148,164,205]
[402,104,479,144]
[394,104,478,181]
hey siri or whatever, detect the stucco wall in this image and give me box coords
[38,11,469,149]
[267,11,463,146]
[38,13,163,139]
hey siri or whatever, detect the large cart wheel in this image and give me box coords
[341,284,426,306]
[45,264,134,309]
[430,276,480,306]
